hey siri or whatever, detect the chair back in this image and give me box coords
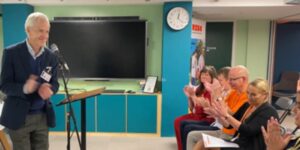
[275,97,294,110]
[273,71,300,92]
[275,96,295,123]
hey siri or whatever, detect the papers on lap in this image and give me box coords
[202,133,239,148]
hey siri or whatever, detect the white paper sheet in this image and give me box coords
[202,133,239,148]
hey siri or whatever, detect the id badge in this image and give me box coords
[40,71,52,82]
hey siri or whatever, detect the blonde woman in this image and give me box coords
[194,78,279,150]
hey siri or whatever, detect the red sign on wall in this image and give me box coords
[192,24,203,32]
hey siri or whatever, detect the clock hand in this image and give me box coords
[178,14,184,22]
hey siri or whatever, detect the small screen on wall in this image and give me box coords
[49,20,147,79]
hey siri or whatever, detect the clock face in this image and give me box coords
[167,7,190,30]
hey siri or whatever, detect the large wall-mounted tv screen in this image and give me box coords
[49,20,147,79]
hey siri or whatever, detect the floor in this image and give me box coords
[49,134,176,150]
[0,110,297,150]
[48,110,298,150]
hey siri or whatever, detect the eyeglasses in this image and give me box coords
[229,76,243,81]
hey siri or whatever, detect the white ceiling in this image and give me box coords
[1,0,300,21]
[193,0,300,21]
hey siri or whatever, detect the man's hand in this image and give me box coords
[24,75,39,94]
[38,83,53,100]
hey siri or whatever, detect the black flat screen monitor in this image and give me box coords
[49,20,147,79]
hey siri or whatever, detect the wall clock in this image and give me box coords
[167,7,190,30]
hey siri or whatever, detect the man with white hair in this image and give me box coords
[0,12,59,150]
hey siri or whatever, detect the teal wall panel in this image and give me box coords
[127,95,157,133]
[2,4,33,47]
[97,95,126,132]
[57,96,95,132]
[86,97,96,132]
[161,2,192,136]
[67,100,81,132]
[50,94,66,131]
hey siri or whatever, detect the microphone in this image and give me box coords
[0,91,6,102]
[50,43,70,71]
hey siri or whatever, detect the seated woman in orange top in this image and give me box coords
[174,66,218,150]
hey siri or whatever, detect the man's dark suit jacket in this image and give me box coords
[0,41,59,130]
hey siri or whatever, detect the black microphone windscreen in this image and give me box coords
[50,43,70,71]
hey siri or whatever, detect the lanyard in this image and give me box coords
[231,105,256,141]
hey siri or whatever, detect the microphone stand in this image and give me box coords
[59,64,82,150]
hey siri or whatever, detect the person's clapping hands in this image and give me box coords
[38,83,53,100]
[203,81,212,93]
[211,86,223,101]
[23,75,39,94]
[211,99,229,119]
[183,86,195,97]
[261,117,292,150]
[204,79,221,94]
[184,86,197,111]
[204,100,219,118]
[194,96,210,108]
